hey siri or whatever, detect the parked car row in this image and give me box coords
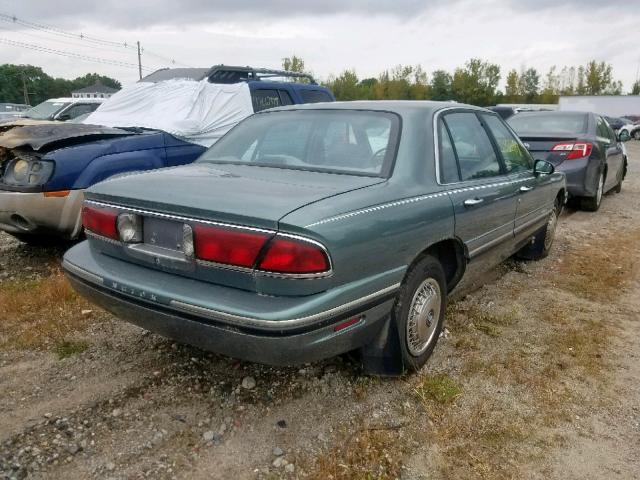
[0,65,335,243]
[1,71,631,375]
[0,103,31,122]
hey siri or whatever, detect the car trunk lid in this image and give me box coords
[87,162,386,230]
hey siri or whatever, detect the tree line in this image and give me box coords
[283,56,640,106]
[2,59,639,108]
[0,64,121,106]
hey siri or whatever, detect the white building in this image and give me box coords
[71,83,119,99]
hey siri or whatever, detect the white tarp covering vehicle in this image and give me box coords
[84,79,254,147]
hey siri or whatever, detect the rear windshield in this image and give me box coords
[508,113,588,136]
[197,110,400,177]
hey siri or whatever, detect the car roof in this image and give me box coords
[513,110,590,117]
[45,97,105,104]
[264,100,480,114]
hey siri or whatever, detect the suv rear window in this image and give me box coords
[198,110,399,177]
[300,90,333,103]
[508,113,588,136]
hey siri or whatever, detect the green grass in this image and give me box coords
[55,340,89,359]
[415,374,462,405]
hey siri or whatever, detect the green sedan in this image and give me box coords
[62,101,566,375]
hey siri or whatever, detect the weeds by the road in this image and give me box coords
[302,228,633,479]
[0,270,97,352]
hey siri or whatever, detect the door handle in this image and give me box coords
[519,185,534,192]
[463,198,484,207]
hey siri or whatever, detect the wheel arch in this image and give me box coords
[406,238,467,293]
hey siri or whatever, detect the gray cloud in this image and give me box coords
[8,1,443,28]
[6,0,630,29]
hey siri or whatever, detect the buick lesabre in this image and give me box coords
[63,102,566,374]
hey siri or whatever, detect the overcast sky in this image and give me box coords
[1,0,639,91]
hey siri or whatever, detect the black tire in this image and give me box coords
[392,255,447,372]
[580,169,605,212]
[517,198,561,260]
[633,130,640,141]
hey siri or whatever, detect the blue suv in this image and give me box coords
[0,66,335,243]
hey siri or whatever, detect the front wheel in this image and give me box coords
[393,255,447,372]
[633,130,640,141]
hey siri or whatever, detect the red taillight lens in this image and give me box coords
[551,142,593,160]
[193,224,270,268]
[258,237,330,274]
[82,204,119,240]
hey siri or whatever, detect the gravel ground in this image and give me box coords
[1,142,639,479]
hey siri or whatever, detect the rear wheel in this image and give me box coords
[580,169,605,211]
[633,130,640,140]
[392,255,447,372]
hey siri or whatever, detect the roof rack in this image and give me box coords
[206,65,317,85]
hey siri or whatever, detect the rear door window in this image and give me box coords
[278,90,293,106]
[438,119,460,183]
[482,114,532,173]
[62,103,99,119]
[300,90,333,103]
[251,90,281,112]
[443,112,502,181]
[596,116,612,143]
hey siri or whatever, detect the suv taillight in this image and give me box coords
[551,142,593,160]
[82,204,119,240]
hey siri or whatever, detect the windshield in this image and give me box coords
[24,101,69,120]
[508,113,588,136]
[197,110,400,177]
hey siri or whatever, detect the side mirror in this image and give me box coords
[618,130,631,142]
[56,114,71,121]
[534,159,554,176]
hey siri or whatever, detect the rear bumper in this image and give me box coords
[0,189,84,238]
[62,243,398,365]
[555,158,599,197]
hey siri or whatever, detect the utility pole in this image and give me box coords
[21,71,29,105]
[137,41,142,80]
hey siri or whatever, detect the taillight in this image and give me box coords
[82,204,119,240]
[193,224,270,268]
[551,142,593,160]
[258,237,330,274]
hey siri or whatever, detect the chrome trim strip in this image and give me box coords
[305,177,530,228]
[62,259,104,285]
[169,282,401,330]
[85,230,121,245]
[513,210,551,236]
[467,230,514,259]
[85,200,275,235]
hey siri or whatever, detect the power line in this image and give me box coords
[0,37,157,71]
[0,12,132,49]
[0,22,139,57]
[0,12,192,68]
